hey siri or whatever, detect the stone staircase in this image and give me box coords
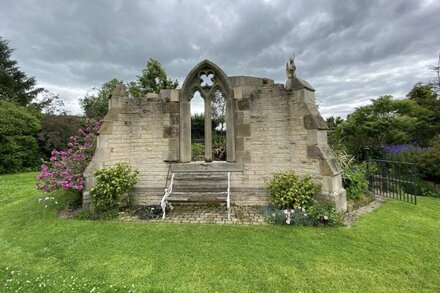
[167,172,228,203]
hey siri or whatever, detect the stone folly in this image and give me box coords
[83,59,347,211]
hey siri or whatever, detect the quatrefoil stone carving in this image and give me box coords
[199,71,214,88]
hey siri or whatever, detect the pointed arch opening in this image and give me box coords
[179,60,235,163]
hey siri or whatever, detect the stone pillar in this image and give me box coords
[180,101,191,162]
[204,95,212,162]
[225,96,236,162]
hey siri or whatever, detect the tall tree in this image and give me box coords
[128,58,178,97]
[406,83,440,145]
[0,37,43,106]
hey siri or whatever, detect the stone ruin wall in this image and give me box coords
[84,71,346,211]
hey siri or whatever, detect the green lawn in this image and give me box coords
[1,172,440,292]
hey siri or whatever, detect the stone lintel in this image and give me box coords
[171,162,244,173]
[304,114,328,130]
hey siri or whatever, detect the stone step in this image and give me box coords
[167,192,227,203]
[173,185,227,192]
[173,172,228,181]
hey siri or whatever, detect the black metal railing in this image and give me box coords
[365,147,417,204]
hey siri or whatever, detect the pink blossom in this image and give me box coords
[36,118,101,193]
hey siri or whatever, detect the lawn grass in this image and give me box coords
[1,172,440,292]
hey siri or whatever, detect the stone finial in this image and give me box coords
[111,83,126,98]
[286,57,296,79]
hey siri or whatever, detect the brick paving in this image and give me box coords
[119,204,267,225]
[160,204,267,224]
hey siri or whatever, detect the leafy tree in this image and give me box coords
[332,95,421,156]
[0,100,41,173]
[37,114,82,158]
[406,83,440,146]
[191,113,205,140]
[326,116,344,148]
[80,78,121,120]
[128,58,178,96]
[0,37,43,106]
[81,59,178,119]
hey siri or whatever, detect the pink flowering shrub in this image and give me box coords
[36,119,102,193]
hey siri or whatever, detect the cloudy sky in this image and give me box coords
[1,0,439,117]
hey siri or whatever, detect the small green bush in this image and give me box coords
[307,200,341,226]
[191,143,204,161]
[90,162,139,212]
[416,179,440,198]
[260,200,340,226]
[334,150,371,200]
[266,171,320,209]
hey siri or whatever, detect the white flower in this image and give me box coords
[44,205,48,208]
[301,207,305,212]
[286,219,291,224]
[323,216,329,220]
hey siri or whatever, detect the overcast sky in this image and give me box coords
[1,0,439,117]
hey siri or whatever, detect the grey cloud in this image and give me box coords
[0,0,439,116]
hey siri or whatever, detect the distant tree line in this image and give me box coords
[327,82,440,182]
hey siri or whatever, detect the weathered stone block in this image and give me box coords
[236,111,244,124]
[99,121,113,135]
[237,99,250,111]
[162,150,179,162]
[236,124,251,137]
[170,113,179,125]
[146,93,159,100]
[236,137,244,151]
[304,114,328,130]
[236,151,251,163]
[168,138,179,151]
[162,102,180,113]
[160,89,180,102]
[163,126,179,138]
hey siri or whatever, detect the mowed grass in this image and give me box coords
[1,173,440,292]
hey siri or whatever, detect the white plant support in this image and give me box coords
[227,172,231,221]
[161,173,175,219]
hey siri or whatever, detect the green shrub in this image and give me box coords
[334,150,371,200]
[307,200,341,226]
[90,162,139,212]
[266,171,320,209]
[416,179,440,198]
[0,101,41,173]
[259,200,339,226]
[191,143,204,161]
